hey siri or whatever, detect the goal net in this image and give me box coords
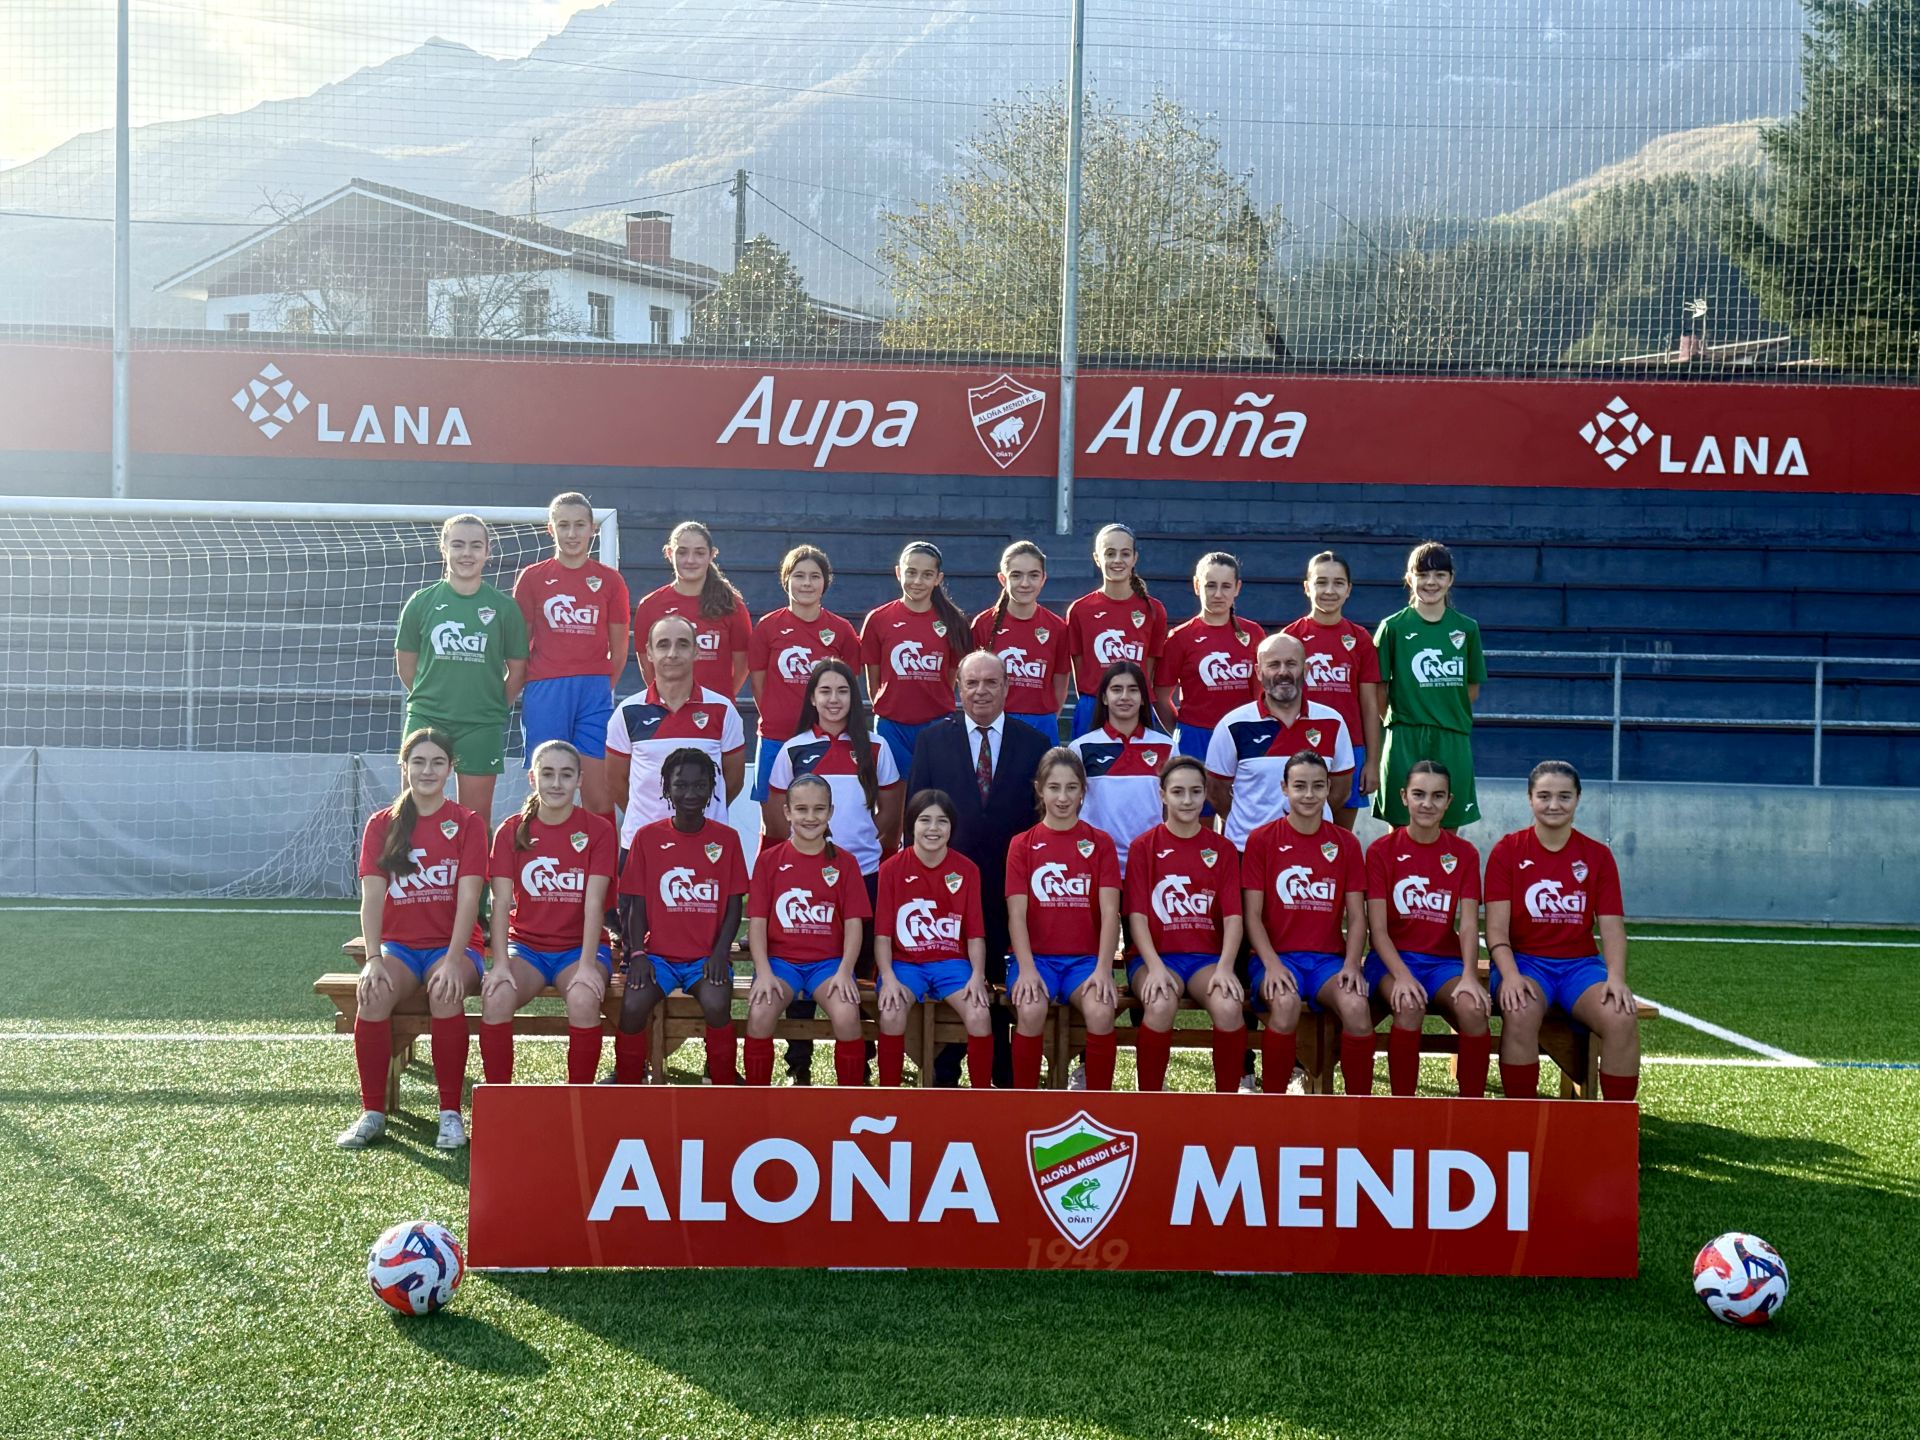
[0,498,618,899]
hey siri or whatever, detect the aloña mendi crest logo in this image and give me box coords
[1026,1111,1137,1249]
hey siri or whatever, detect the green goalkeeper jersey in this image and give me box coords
[1373,604,1486,734]
[395,579,529,726]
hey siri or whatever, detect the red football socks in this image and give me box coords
[835,1038,867,1086]
[1500,1060,1541,1099]
[1083,1030,1117,1091]
[1211,1027,1244,1093]
[353,1017,391,1113]
[1012,1030,1044,1089]
[705,1022,738,1084]
[1387,1026,1420,1097]
[1136,1026,1173,1093]
[1457,1032,1492,1098]
[1599,1069,1640,1102]
[430,1015,468,1112]
[1260,1026,1296,1094]
[1340,1032,1375,1096]
[567,1025,603,1085]
[966,1033,994,1089]
[613,1029,650,1084]
[479,1020,514,1085]
[743,1034,775,1087]
[877,1031,906,1087]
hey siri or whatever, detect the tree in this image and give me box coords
[688,235,823,348]
[879,90,1284,358]
[1720,0,1920,373]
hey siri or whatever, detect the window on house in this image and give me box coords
[588,292,613,339]
[448,294,479,339]
[520,287,550,336]
[224,312,250,332]
[286,305,314,334]
[649,304,673,346]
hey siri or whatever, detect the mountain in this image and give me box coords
[0,0,1807,328]
[1503,119,1775,221]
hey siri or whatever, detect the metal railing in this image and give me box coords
[1480,649,1920,786]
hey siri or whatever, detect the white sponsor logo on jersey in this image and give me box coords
[1151,873,1214,925]
[776,645,816,682]
[1092,628,1143,665]
[1197,651,1252,688]
[429,620,488,657]
[521,855,585,899]
[1525,878,1588,921]
[775,887,837,928]
[998,646,1048,681]
[1392,874,1452,918]
[890,639,948,677]
[1411,647,1467,685]
[1032,861,1092,904]
[389,848,457,900]
[695,629,721,653]
[542,593,598,629]
[1305,652,1350,687]
[897,898,962,948]
[660,866,720,906]
[1274,864,1337,906]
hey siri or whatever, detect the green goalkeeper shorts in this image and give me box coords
[1372,723,1478,829]
[402,709,507,776]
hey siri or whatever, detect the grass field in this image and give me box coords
[2,904,1916,1439]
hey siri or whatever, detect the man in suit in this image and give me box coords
[908,649,1053,1086]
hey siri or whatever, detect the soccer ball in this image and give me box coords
[367,1219,465,1316]
[1692,1232,1788,1325]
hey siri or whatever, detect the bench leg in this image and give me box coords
[917,1001,937,1087]
[1050,1006,1072,1089]
[649,1007,667,1085]
[1314,1013,1339,1094]
[385,1037,414,1115]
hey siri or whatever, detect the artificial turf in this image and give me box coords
[0,907,1915,1438]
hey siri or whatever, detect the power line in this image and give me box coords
[745,184,887,277]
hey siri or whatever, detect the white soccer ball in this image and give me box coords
[367,1219,465,1316]
[1692,1231,1788,1325]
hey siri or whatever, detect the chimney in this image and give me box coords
[626,210,672,264]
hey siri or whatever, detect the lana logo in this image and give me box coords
[1525,879,1587,921]
[1092,629,1144,665]
[229,360,471,446]
[775,888,837,928]
[776,645,817,681]
[1027,1112,1136,1250]
[1578,394,1808,477]
[1275,865,1336,906]
[890,640,947,677]
[661,867,720,906]
[1198,651,1252,688]
[1392,874,1452,917]
[1032,862,1092,903]
[897,898,962,948]
[522,855,585,899]
[1151,874,1214,924]
[543,593,598,629]
[968,373,1046,469]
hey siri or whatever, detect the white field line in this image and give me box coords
[1629,934,1920,948]
[1641,1055,1793,1069]
[0,906,355,915]
[1634,994,1816,1066]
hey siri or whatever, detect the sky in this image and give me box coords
[0,0,609,171]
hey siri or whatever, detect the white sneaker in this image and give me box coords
[1067,1062,1087,1090]
[1286,1064,1309,1096]
[1238,1073,1259,1093]
[335,1111,386,1149]
[435,1110,468,1150]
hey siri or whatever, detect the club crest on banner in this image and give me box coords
[1572,860,1590,882]
[570,831,589,853]
[1321,840,1340,862]
[704,842,723,864]
[478,607,496,625]
[967,373,1046,470]
[944,871,964,894]
[1026,1111,1137,1250]
[440,819,460,840]
[585,575,603,592]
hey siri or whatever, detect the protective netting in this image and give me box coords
[1,0,1912,375]
[0,503,580,896]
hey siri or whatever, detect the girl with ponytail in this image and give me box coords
[971,540,1070,741]
[480,739,618,1091]
[1064,522,1169,738]
[632,520,753,699]
[338,727,488,1153]
[860,540,968,777]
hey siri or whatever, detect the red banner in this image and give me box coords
[467,1087,1638,1276]
[6,341,1907,494]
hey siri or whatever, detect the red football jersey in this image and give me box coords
[860,600,959,724]
[747,606,862,742]
[1484,827,1623,960]
[875,847,983,963]
[749,840,873,963]
[1160,615,1265,729]
[489,809,618,953]
[971,605,1070,716]
[618,817,748,961]
[1365,827,1480,959]
[633,583,752,698]
[1123,822,1242,957]
[1006,819,1122,957]
[358,802,489,951]
[1242,817,1366,956]
[1283,615,1381,746]
[1065,590,1169,695]
[513,558,630,684]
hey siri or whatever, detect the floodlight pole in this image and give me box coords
[111,0,130,499]
[1054,0,1086,537]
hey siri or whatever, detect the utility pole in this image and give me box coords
[111,0,129,499]
[731,168,749,268]
[1055,0,1086,536]
[528,136,549,219]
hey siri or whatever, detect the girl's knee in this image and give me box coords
[1079,1000,1114,1031]
[1143,999,1178,1030]
[1014,1004,1047,1035]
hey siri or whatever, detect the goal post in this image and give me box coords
[0,496,619,898]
